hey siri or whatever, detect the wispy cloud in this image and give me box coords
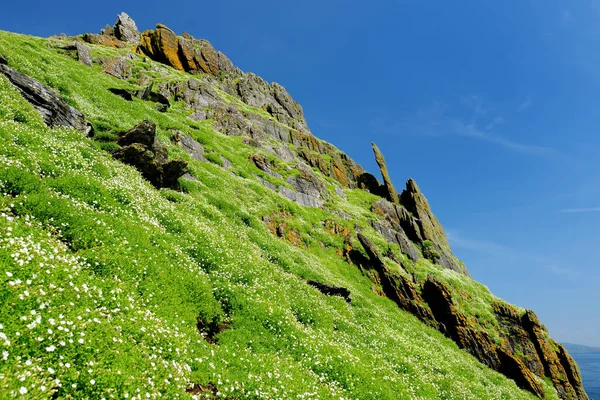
[517,97,532,112]
[373,96,556,156]
[447,230,578,278]
[560,207,600,213]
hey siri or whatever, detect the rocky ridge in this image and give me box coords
[0,12,587,399]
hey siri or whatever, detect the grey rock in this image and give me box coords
[75,42,92,66]
[0,64,92,134]
[220,156,232,169]
[171,131,206,161]
[257,176,277,191]
[182,173,200,182]
[335,186,347,200]
[189,109,207,121]
[278,186,324,208]
[102,57,132,80]
[113,12,140,43]
[274,145,296,162]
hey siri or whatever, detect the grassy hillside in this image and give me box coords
[0,30,560,399]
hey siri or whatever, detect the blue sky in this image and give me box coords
[2,1,600,346]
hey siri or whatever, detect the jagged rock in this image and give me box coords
[422,240,470,276]
[250,154,282,179]
[0,53,7,65]
[493,302,545,376]
[306,280,351,303]
[137,25,239,78]
[0,63,92,134]
[334,186,346,200]
[139,24,184,71]
[401,178,450,248]
[171,131,206,162]
[274,145,296,163]
[372,143,399,204]
[522,311,585,399]
[279,185,323,208]
[371,199,421,261]
[102,57,132,80]
[357,233,434,322]
[496,349,547,399]
[113,12,140,43]
[82,33,125,48]
[74,42,92,66]
[113,121,187,189]
[556,343,589,400]
[421,278,545,398]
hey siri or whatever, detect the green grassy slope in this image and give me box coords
[0,31,559,399]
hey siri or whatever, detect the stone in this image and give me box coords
[421,277,546,398]
[306,280,351,303]
[74,42,92,66]
[82,33,125,48]
[171,131,206,162]
[249,154,282,179]
[220,156,232,169]
[139,24,184,71]
[281,165,328,208]
[102,57,132,80]
[0,54,6,65]
[357,233,434,322]
[279,186,324,208]
[522,311,584,399]
[113,12,140,43]
[0,64,92,134]
[401,178,450,248]
[372,142,399,204]
[113,121,187,189]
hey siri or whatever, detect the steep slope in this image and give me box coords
[0,13,587,399]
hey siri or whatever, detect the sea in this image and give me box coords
[572,353,600,400]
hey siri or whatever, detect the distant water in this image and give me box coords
[572,353,600,400]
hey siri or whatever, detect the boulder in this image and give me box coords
[113,12,140,43]
[74,42,92,66]
[372,143,399,204]
[113,121,188,189]
[171,130,206,162]
[102,57,132,80]
[306,280,351,303]
[0,63,92,134]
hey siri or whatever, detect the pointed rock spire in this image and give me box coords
[113,12,140,43]
[401,178,450,248]
[371,142,399,204]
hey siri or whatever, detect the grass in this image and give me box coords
[0,30,560,399]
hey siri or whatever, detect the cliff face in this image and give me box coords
[0,12,588,399]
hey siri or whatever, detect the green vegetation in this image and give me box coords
[0,30,560,399]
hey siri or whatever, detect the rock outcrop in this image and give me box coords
[112,120,188,189]
[401,178,449,248]
[372,143,399,204]
[0,61,92,134]
[113,12,140,43]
